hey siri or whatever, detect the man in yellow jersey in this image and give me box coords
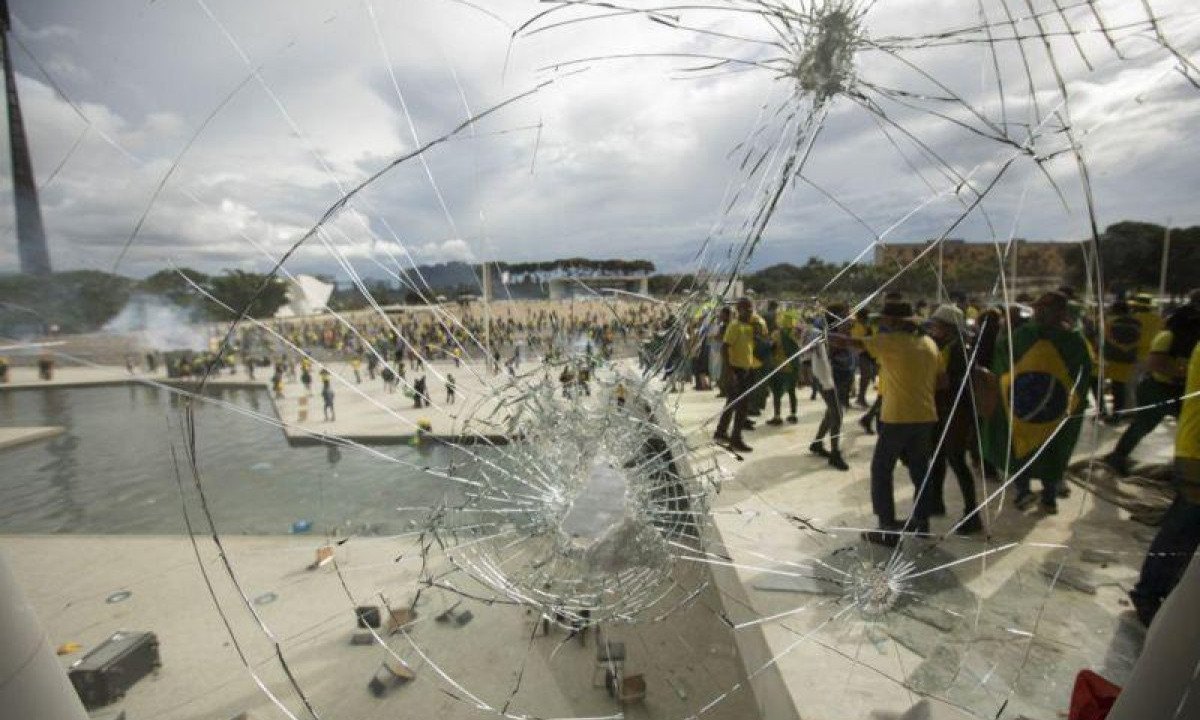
[1128,338,1200,626]
[1131,293,1164,375]
[1105,290,1200,475]
[843,301,940,544]
[714,297,760,453]
[1102,300,1141,422]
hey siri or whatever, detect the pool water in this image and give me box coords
[0,385,477,535]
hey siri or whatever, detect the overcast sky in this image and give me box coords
[2,0,1198,279]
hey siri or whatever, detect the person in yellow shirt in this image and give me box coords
[1131,294,1164,366]
[1128,339,1200,626]
[1105,290,1200,475]
[1102,300,1141,422]
[714,297,760,453]
[842,301,940,544]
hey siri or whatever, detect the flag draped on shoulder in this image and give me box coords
[984,323,1093,479]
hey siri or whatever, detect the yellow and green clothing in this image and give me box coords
[723,319,760,370]
[1149,330,1188,384]
[1178,344,1200,501]
[860,332,938,424]
[983,322,1092,479]
[1134,310,1164,363]
[1103,313,1141,383]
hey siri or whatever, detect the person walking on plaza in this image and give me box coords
[413,374,429,409]
[806,308,850,471]
[714,297,759,454]
[711,306,731,398]
[765,309,800,426]
[1104,291,1200,475]
[843,301,941,543]
[1127,338,1200,627]
[445,373,456,405]
[321,381,335,421]
[983,291,1092,514]
[924,304,982,534]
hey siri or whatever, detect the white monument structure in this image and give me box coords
[274,274,333,318]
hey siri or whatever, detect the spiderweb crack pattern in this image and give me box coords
[8,0,1200,719]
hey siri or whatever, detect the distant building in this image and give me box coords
[874,238,1074,292]
[547,275,649,300]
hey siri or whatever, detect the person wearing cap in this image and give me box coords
[924,304,983,534]
[841,301,940,543]
[983,290,1091,514]
[1127,338,1200,626]
[765,308,801,426]
[1102,300,1141,422]
[714,297,759,453]
[1104,290,1200,475]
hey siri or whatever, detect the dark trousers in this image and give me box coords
[871,422,935,525]
[856,355,876,403]
[716,368,752,441]
[1130,492,1200,624]
[1113,378,1181,459]
[929,435,976,513]
[770,373,797,418]
[814,387,843,451]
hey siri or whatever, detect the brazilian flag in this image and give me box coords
[983,324,1093,480]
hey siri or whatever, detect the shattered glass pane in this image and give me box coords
[1,1,1198,719]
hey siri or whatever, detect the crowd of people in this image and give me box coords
[693,287,1200,598]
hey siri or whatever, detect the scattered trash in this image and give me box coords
[434,602,471,626]
[56,642,82,655]
[105,590,132,604]
[307,545,334,570]
[386,607,417,634]
[69,631,160,708]
[291,519,313,534]
[249,462,272,472]
[253,591,278,606]
[356,606,381,629]
[368,659,414,697]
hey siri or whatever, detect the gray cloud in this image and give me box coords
[1,0,1197,279]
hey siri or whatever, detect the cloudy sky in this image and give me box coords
[2,0,1199,279]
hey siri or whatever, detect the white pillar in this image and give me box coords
[0,551,89,719]
[1108,551,1200,720]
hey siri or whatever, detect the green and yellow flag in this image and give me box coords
[984,323,1092,480]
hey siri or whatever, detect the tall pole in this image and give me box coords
[1,0,52,275]
[481,261,491,363]
[1158,221,1172,303]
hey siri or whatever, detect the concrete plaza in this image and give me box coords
[0,356,1178,719]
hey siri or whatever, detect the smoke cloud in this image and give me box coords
[101,294,209,351]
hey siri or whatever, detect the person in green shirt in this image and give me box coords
[983,291,1091,514]
[765,309,801,426]
[714,297,760,453]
